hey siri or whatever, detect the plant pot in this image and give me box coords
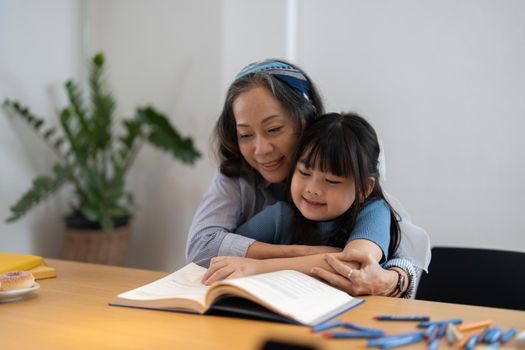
[62,213,131,266]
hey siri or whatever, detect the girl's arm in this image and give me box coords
[202,239,378,285]
[246,241,341,259]
[238,202,342,259]
[311,200,418,297]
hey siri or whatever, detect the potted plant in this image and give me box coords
[3,52,201,265]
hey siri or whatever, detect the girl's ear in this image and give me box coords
[364,177,376,199]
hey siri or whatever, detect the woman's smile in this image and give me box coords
[258,157,284,171]
[233,86,299,183]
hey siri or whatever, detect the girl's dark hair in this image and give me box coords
[289,112,400,259]
[213,59,324,178]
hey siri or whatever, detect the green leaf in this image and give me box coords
[81,207,99,222]
[89,56,114,152]
[65,80,91,140]
[43,127,56,140]
[100,214,114,231]
[137,107,201,164]
[5,164,72,222]
[121,119,141,149]
[4,52,201,229]
[93,52,104,67]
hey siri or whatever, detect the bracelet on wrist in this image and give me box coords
[387,269,405,297]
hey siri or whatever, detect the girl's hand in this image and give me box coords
[202,256,262,285]
[310,248,394,296]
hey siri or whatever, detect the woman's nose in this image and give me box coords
[254,136,272,155]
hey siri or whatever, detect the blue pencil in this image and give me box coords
[374,315,430,322]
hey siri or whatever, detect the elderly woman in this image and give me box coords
[186,59,430,297]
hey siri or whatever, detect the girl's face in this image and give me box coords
[291,160,357,221]
[233,86,299,183]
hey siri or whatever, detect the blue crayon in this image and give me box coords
[428,338,440,350]
[465,334,479,350]
[418,318,463,328]
[374,315,430,322]
[425,324,440,341]
[478,328,491,342]
[324,330,383,339]
[367,332,423,347]
[377,333,424,349]
[436,323,447,338]
[500,327,516,343]
[343,322,384,335]
[424,324,437,338]
[311,320,343,332]
[486,328,503,343]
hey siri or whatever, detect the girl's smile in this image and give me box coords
[291,161,357,221]
[301,195,326,208]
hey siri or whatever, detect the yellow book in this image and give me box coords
[29,261,57,280]
[0,252,43,274]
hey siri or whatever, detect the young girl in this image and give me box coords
[202,112,400,285]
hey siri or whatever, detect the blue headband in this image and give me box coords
[235,60,312,101]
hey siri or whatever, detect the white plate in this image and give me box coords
[0,282,40,303]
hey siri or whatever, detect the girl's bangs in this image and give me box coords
[299,132,356,178]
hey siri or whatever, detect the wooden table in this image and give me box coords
[1,259,524,349]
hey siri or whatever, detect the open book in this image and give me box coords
[111,263,364,326]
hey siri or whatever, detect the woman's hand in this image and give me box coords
[202,256,262,285]
[310,248,398,296]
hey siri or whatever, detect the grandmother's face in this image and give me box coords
[233,86,299,183]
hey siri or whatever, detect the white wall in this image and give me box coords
[1,1,523,272]
[0,0,83,256]
[298,0,525,252]
[87,0,222,271]
[222,0,288,90]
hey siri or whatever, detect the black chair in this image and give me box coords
[415,247,525,311]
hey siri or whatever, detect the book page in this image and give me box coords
[117,263,208,306]
[220,270,357,325]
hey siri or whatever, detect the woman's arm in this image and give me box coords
[186,171,256,267]
[382,257,419,298]
[186,172,339,267]
[311,249,413,297]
